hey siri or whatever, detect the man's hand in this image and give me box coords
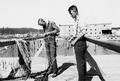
[66,40,76,49]
[40,34,45,37]
[72,33,84,44]
[70,39,76,46]
[69,33,85,46]
[41,32,50,37]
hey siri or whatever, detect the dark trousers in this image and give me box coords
[74,38,87,81]
[45,41,58,73]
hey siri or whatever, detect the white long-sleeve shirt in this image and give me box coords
[68,15,87,43]
[73,15,86,37]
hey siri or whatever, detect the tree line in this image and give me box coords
[0,28,43,34]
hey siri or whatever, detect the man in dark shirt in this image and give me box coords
[38,18,60,77]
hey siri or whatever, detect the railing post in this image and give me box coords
[74,36,87,81]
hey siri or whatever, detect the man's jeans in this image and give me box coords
[45,41,58,73]
[74,37,87,81]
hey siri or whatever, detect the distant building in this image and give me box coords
[59,23,112,37]
[111,27,120,36]
[85,23,112,37]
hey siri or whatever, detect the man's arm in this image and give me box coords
[70,28,86,46]
[45,22,60,36]
[71,33,84,46]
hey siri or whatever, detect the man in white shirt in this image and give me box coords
[68,5,105,81]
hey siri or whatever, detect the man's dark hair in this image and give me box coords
[68,5,78,15]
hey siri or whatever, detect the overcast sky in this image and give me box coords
[0,0,120,29]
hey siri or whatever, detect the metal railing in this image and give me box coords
[85,37,120,53]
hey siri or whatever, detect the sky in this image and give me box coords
[0,0,120,29]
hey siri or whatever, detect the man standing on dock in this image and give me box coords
[67,5,105,81]
[38,18,60,77]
